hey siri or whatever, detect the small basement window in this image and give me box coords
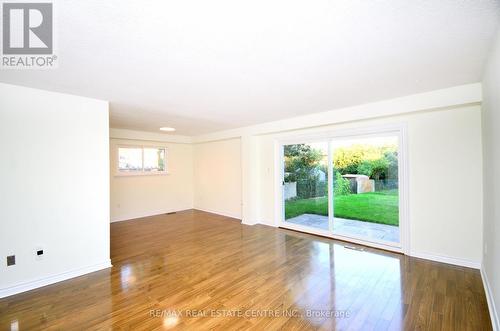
[117,146,167,175]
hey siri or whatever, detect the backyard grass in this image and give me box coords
[285,190,399,226]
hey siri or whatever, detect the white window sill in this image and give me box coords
[114,172,170,177]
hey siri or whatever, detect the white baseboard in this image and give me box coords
[256,220,279,227]
[194,208,241,220]
[258,222,480,269]
[241,220,256,225]
[111,208,192,223]
[0,260,112,299]
[481,263,499,331]
[409,251,481,269]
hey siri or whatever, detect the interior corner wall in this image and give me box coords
[110,139,194,222]
[481,27,500,330]
[0,83,110,298]
[256,104,483,267]
[193,138,242,219]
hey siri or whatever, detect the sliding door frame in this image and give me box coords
[274,123,409,254]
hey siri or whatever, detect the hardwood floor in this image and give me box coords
[0,210,492,330]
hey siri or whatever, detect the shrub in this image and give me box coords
[334,172,351,196]
[384,150,399,180]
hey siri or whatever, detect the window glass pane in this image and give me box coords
[118,147,142,171]
[143,148,165,172]
[332,135,400,244]
[284,142,329,231]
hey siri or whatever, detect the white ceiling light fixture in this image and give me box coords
[160,127,176,132]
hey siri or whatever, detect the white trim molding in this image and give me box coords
[194,208,242,221]
[481,263,500,331]
[110,128,193,144]
[409,251,481,269]
[112,208,241,224]
[0,260,112,299]
[111,208,192,222]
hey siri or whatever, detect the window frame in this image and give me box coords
[274,123,409,254]
[115,144,168,176]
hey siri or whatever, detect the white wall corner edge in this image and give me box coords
[481,263,500,331]
[0,260,112,299]
[409,250,481,269]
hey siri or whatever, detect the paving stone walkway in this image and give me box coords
[286,213,399,243]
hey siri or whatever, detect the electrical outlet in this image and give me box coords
[7,255,15,266]
[36,247,44,260]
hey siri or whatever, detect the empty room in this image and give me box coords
[1,1,499,330]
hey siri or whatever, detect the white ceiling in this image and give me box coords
[1,0,499,135]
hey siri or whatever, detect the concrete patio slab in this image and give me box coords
[285,214,399,243]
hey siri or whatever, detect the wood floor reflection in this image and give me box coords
[0,210,492,330]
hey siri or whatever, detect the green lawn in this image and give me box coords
[285,190,399,226]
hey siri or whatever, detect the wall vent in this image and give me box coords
[7,255,15,266]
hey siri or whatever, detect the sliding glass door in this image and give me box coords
[280,129,403,249]
[330,134,400,245]
[283,142,330,232]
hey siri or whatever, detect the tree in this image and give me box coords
[284,144,326,198]
[284,144,323,182]
[333,145,367,174]
[357,158,389,180]
[333,143,397,178]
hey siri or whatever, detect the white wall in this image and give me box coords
[193,139,242,219]
[256,105,483,267]
[110,139,194,222]
[188,84,484,268]
[482,27,500,330]
[0,83,110,298]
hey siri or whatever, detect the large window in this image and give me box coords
[118,146,166,174]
